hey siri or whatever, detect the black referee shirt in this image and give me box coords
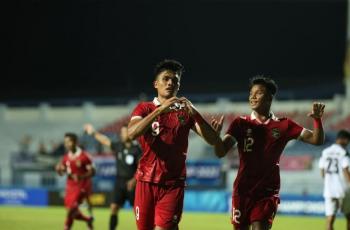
[111,141,142,179]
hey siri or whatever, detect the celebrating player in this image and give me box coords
[211,76,325,230]
[84,123,142,230]
[55,133,95,230]
[127,59,220,230]
[319,130,350,230]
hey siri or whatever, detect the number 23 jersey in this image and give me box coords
[319,143,350,198]
[226,112,304,196]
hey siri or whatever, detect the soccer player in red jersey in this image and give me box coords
[211,76,325,230]
[55,133,95,230]
[127,59,221,230]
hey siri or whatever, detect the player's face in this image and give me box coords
[154,70,180,99]
[249,84,272,111]
[120,126,128,142]
[340,138,350,147]
[64,137,76,152]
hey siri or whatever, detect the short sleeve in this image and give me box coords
[341,156,350,169]
[287,119,304,140]
[318,156,326,169]
[131,103,149,120]
[225,118,240,139]
[83,153,93,167]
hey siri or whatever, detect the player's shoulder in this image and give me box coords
[81,151,93,159]
[61,155,67,162]
[234,115,250,122]
[277,117,288,121]
[323,144,346,156]
[135,101,155,109]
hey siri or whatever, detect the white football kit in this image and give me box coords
[319,144,349,216]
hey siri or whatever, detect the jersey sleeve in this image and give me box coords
[341,156,350,169]
[225,117,240,139]
[83,153,94,169]
[318,155,326,169]
[286,119,304,140]
[130,103,149,120]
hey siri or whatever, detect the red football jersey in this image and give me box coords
[226,112,304,196]
[61,148,93,189]
[130,97,195,185]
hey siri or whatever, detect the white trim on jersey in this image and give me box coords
[68,147,82,159]
[250,111,278,124]
[153,97,161,106]
[130,116,143,121]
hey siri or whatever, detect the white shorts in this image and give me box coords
[325,197,342,216]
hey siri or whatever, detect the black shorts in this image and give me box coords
[113,177,135,207]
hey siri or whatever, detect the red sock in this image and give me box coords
[74,209,90,222]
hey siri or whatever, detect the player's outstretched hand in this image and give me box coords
[158,97,180,114]
[211,115,224,135]
[84,123,95,135]
[308,102,325,119]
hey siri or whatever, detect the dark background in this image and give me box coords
[4,0,348,103]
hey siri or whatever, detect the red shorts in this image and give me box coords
[134,180,184,230]
[64,185,89,209]
[231,195,279,229]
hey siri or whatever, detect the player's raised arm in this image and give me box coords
[84,123,112,147]
[128,97,180,140]
[299,102,325,146]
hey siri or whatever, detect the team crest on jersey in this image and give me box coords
[75,160,81,168]
[271,128,280,139]
[151,121,160,136]
[178,114,186,125]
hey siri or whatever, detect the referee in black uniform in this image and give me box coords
[85,123,141,230]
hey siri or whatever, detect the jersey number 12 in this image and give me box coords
[243,137,254,152]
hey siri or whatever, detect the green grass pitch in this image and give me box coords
[0,206,346,229]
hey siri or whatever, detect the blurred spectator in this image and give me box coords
[50,140,65,157]
[18,134,33,158]
[37,141,48,155]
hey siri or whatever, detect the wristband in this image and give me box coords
[313,118,323,129]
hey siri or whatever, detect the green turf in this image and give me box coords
[0,206,346,229]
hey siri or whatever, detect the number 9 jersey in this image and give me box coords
[319,144,350,199]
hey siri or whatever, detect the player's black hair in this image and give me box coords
[154,59,184,80]
[249,75,278,96]
[337,130,350,140]
[64,132,78,143]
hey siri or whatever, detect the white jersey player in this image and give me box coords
[319,130,350,230]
